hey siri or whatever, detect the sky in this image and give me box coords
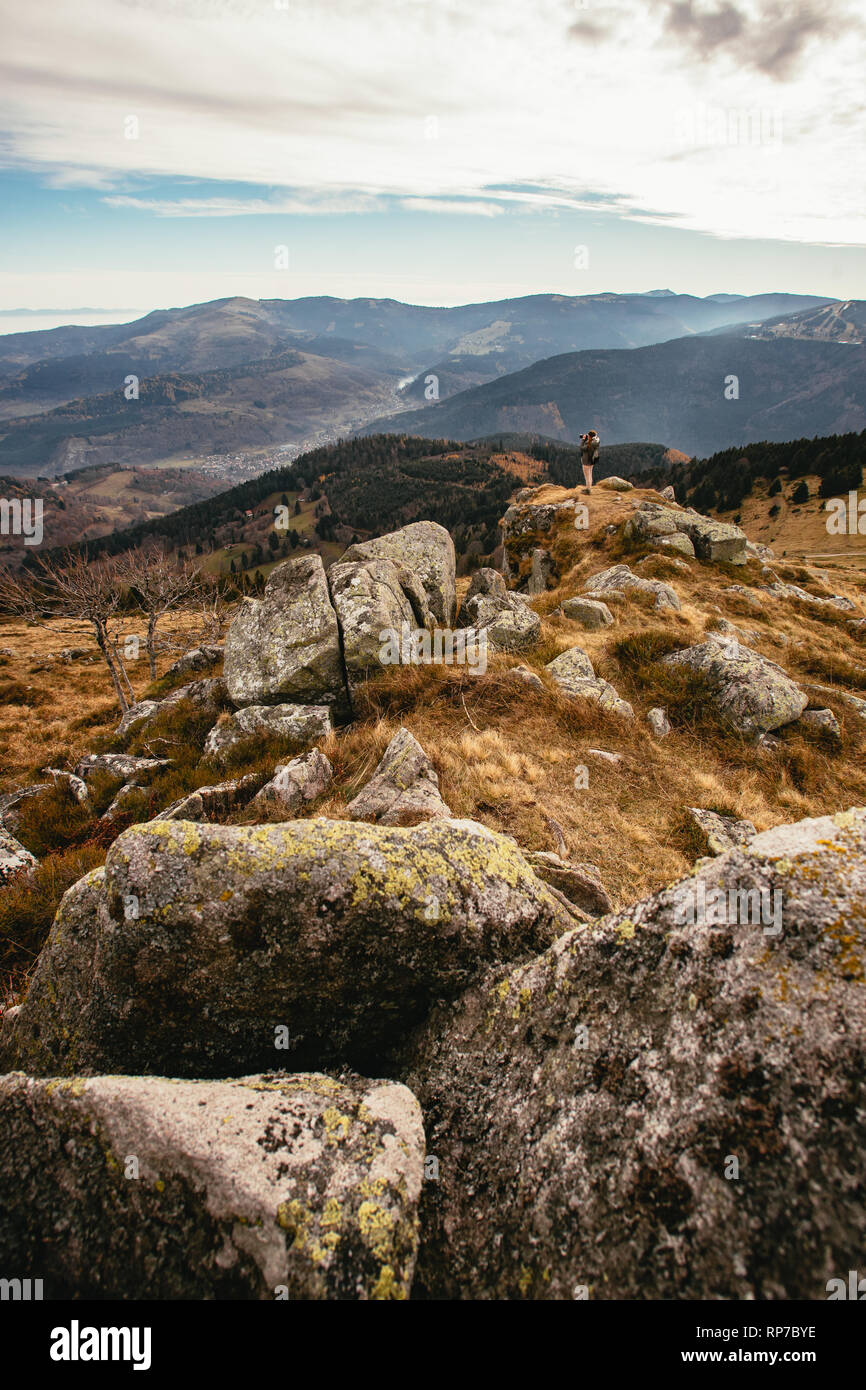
[1,0,864,327]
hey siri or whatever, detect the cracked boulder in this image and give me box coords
[329,558,430,687]
[0,1071,424,1300]
[403,808,866,1299]
[0,817,572,1078]
[223,554,349,718]
[346,728,451,826]
[340,522,456,628]
[661,641,807,736]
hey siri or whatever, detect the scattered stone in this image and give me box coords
[340,521,456,628]
[647,707,671,738]
[525,851,613,917]
[586,748,623,765]
[465,568,506,601]
[798,708,842,741]
[116,700,161,740]
[252,750,333,814]
[202,703,333,764]
[458,587,540,652]
[560,596,614,630]
[73,753,169,785]
[160,775,262,821]
[0,828,37,883]
[686,806,757,854]
[583,563,681,613]
[766,581,857,614]
[403,808,866,1299]
[0,818,571,1078]
[598,475,633,491]
[223,554,349,717]
[164,645,224,680]
[503,664,544,691]
[346,728,450,826]
[546,647,634,719]
[0,1071,424,1300]
[660,641,807,736]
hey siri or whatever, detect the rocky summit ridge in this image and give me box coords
[1,481,865,1300]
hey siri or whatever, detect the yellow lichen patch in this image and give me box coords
[371,1263,406,1300]
[615,919,636,942]
[358,1199,396,1261]
[322,1105,352,1146]
[321,1198,342,1228]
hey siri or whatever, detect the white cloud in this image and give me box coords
[0,0,863,245]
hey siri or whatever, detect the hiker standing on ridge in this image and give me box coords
[580,429,600,493]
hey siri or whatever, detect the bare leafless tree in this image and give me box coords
[0,549,131,711]
[114,547,206,680]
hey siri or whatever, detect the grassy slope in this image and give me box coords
[4,481,866,999]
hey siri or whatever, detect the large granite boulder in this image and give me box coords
[223,555,349,718]
[339,522,456,628]
[329,558,427,686]
[627,502,747,564]
[0,1071,424,1300]
[660,641,807,736]
[0,818,572,1078]
[404,809,866,1299]
[345,728,451,826]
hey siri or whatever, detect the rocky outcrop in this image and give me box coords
[546,647,634,719]
[626,502,747,564]
[202,703,332,764]
[252,749,333,814]
[766,580,857,614]
[661,641,807,736]
[0,818,571,1079]
[583,563,680,613]
[0,828,37,883]
[404,809,866,1299]
[339,522,456,628]
[223,555,349,717]
[346,729,451,826]
[0,1071,424,1300]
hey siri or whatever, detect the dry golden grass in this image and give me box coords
[4,481,866,999]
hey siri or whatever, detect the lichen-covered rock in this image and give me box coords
[560,597,614,630]
[661,641,807,736]
[340,522,456,628]
[525,851,613,917]
[546,647,634,719]
[346,728,451,826]
[329,558,427,686]
[0,817,571,1078]
[503,663,544,691]
[116,700,161,740]
[160,774,261,821]
[164,644,224,680]
[598,475,632,491]
[767,580,857,614]
[41,768,89,803]
[0,828,37,883]
[647,707,671,738]
[403,808,866,1299]
[583,563,680,613]
[458,589,540,653]
[73,753,169,784]
[252,749,333,814]
[202,703,332,764]
[686,806,757,854]
[0,1071,424,1300]
[631,502,747,564]
[223,555,349,717]
[654,533,695,558]
[525,547,554,595]
[799,708,842,742]
[465,568,506,602]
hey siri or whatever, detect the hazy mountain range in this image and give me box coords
[0,290,858,477]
